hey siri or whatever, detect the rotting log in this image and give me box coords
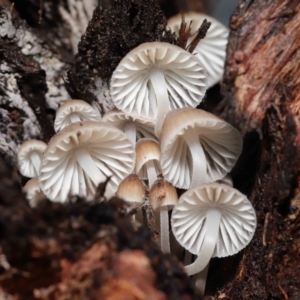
[206,1,300,299]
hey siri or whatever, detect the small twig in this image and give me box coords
[178,12,193,49]
[38,0,43,25]
[187,19,211,53]
[262,212,270,246]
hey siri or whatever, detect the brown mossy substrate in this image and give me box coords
[0,158,199,299]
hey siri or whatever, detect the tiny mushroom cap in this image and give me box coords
[54,99,102,132]
[23,178,45,207]
[18,140,47,178]
[160,108,243,189]
[116,174,146,206]
[168,12,229,88]
[150,179,178,253]
[110,42,207,137]
[102,108,157,144]
[171,183,257,276]
[39,121,135,202]
[135,138,162,188]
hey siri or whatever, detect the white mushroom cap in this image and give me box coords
[160,108,243,189]
[149,179,178,211]
[171,183,256,275]
[102,108,157,143]
[23,178,45,207]
[150,178,178,253]
[54,100,102,132]
[17,140,47,178]
[116,174,146,205]
[168,12,229,88]
[135,138,162,188]
[110,42,207,137]
[217,174,233,186]
[39,121,135,202]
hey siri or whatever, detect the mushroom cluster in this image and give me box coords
[16,13,256,296]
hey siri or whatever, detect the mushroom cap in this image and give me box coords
[102,109,157,142]
[149,179,178,210]
[171,183,257,257]
[160,108,243,189]
[135,138,161,179]
[168,12,229,88]
[110,42,206,122]
[116,174,146,205]
[23,178,45,207]
[54,99,102,132]
[39,121,135,202]
[17,140,47,178]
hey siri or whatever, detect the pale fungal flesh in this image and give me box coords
[168,12,229,88]
[23,178,45,207]
[171,183,257,276]
[39,121,135,202]
[110,42,207,137]
[54,99,102,132]
[150,179,178,253]
[160,108,243,189]
[135,138,162,189]
[17,140,47,178]
[102,109,157,144]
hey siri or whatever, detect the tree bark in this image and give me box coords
[206,1,300,299]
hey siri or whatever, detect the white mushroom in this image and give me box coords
[54,99,102,132]
[102,108,157,144]
[150,179,178,253]
[17,140,47,178]
[116,174,146,221]
[39,121,135,202]
[110,42,207,137]
[135,138,162,189]
[160,108,243,189]
[168,12,229,88]
[171,183,256,278]
[23,178,45,207]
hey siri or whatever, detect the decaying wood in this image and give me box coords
[207,1,300,299]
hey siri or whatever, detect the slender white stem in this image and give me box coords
[124,121,136,144]
[149,69,170,137]
[183,130,207,188]
[70,114,82,124]
[160,207,170,253]
[185,208,221,276]
[74,148,106,186]
[146,160,157,189]
[194,263,209,297]
[31,151,41,176]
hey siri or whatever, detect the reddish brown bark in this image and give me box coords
[210,1,300,299]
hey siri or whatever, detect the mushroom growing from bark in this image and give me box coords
[102,108,156,144]
[54,99,102,132]
[18,140,47,178]
[160,108,243,189]
[168,12,229,88]
[172,183,256,280]
[110,42,207,137]
[150,179,178,253]
[39,121,135,202]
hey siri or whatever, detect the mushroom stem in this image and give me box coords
[149,69,170,137]
[124,121,136,144]
[183,130,207,188]
[70,114,82,124]
[31,151,42,175]
[160,207,170,253]
[74,148,107,186]
[194,264,209,297]
[146,160,157,188]
[185,208,221,276]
